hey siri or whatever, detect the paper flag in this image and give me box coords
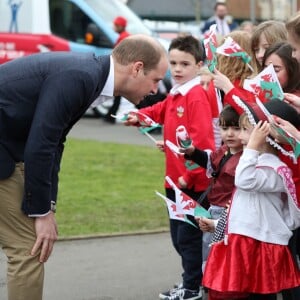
[216,36,252,64]
[203,24,218,72]
[243,64,284,101]
[255,97,300,160]
[155,191,198,228]
[135,111,159,127]
[165,176,211,218]
[165,140,183,157]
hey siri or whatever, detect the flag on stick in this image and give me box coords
[216,36,253,71]
[155,191,198,228]
[243,64,284,101]
[203,24,218,72]
[165,176,211,218]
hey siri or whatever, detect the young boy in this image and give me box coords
[125,35,215,300]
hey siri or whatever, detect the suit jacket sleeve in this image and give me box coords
[22,69,98,215]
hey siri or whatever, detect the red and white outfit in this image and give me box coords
[139,76,215,191]
[203,149,300,296]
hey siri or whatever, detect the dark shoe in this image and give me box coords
[173,282,183,289]
[159,286,181,299]
[103,115,116,124]
[159,287,202,300]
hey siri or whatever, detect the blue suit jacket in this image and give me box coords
[201,18,238,35]
[0,52,110,215]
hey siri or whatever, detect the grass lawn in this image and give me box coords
[56,138,169,238]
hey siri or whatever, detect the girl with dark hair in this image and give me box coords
[262,42,300,94]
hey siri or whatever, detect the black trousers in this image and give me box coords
[166,188,204,291]
[105,95,121,121]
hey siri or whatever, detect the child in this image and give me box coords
[250,20,287,70]
[198,66,213,91]
[207,30,258,150]
[181,105,243,273]
[262,42,300,94]
[125,35,215,300]
[203,99,300,300]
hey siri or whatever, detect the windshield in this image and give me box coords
[85,0,153,35]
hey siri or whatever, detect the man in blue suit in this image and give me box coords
[201,2,238,37]
[0,34,168,300]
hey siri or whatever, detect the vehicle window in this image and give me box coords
[49,0,112,47]
[85,0,152,35]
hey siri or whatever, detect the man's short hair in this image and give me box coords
[112,35,166,73]
[214,1,227,10]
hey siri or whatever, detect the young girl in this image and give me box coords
[207,30,257,148]
[181,105,243,272]
[202,100,300,300]
[262,42,300,94]
[250,20,287,70]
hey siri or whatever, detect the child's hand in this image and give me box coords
[273,116,300,141]
[247,120,270,150]
[156,140,165,152]
[196,217,215,232]
[178,176,187,189]
[123,112,139,126]
[179,145,195,156]
[284,93,300,113]
[212,69,234,94]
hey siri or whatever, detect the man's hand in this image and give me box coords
[31,212,58,263]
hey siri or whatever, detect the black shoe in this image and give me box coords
[103,115,116,124]
[159,287,202,300]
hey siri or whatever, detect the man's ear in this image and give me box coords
[132,61,144,77]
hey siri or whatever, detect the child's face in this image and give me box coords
[287,32,300,64]
[254,33,270,66]
[169,49,201,85]
[263,53,288,88]
[220,125,242,153]
[238,118,254,147]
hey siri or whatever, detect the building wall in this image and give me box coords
[226,0,300,22]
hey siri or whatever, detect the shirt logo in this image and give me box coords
[177,106,184,118]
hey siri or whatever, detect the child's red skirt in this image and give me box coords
[203,234,300,295]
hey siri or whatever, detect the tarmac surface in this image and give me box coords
[0,117,185,300]
[0,117,284,300]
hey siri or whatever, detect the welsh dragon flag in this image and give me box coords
[216,36,252,64]
[203,24,218,72]
[165,176,211,218]
[243,64,284,101]
[135,111,158,127]
[155,191,198,228]
[255,97,300,160]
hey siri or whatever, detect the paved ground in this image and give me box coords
[0,117,284,300]
[0,118,183,300]
[0,232,183,300]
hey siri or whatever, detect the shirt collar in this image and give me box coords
[170,76,201,96]
[90,56,114,108]
[100,55,114,97]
